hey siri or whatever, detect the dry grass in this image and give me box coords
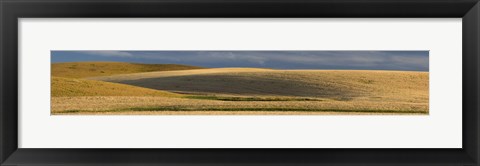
[54,111,423,115]
[52,61,204,78]
[52,67,429,115]
[51,96,428,115]
[92,68,429,104]
[52,77,181,97]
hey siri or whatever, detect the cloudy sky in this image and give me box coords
[51,51,429,71]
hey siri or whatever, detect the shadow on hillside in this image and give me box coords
[113,74,359,98]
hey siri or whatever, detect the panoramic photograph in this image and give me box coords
[51,51,429,115]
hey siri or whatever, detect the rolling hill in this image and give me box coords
[90,68,429,103]
[51,76,181,97]
[50,63,429,115]
[51,62,204,78]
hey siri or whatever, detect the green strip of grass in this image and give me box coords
[57,106,425,114]
[184,95,324,101]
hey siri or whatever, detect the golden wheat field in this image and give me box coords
[51,62,429,115]
[52,61,204,78]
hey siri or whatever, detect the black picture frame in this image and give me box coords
[1,0,479,165]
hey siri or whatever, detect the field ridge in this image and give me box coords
[52,76,181,97]
[52,61,205,78]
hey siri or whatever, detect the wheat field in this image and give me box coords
[51,77,181,97]
[52,62,204,78]
[51,62,429,115]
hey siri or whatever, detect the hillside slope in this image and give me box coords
[52,62,204,78]
[91,68,429,103]
[52,77,181,97]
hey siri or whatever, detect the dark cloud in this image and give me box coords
[52,51,429,71]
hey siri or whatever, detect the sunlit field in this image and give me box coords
[51,62,428,115]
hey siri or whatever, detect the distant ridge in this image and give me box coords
[52,62,205,78]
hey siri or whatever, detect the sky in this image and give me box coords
[51,51,429,71]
